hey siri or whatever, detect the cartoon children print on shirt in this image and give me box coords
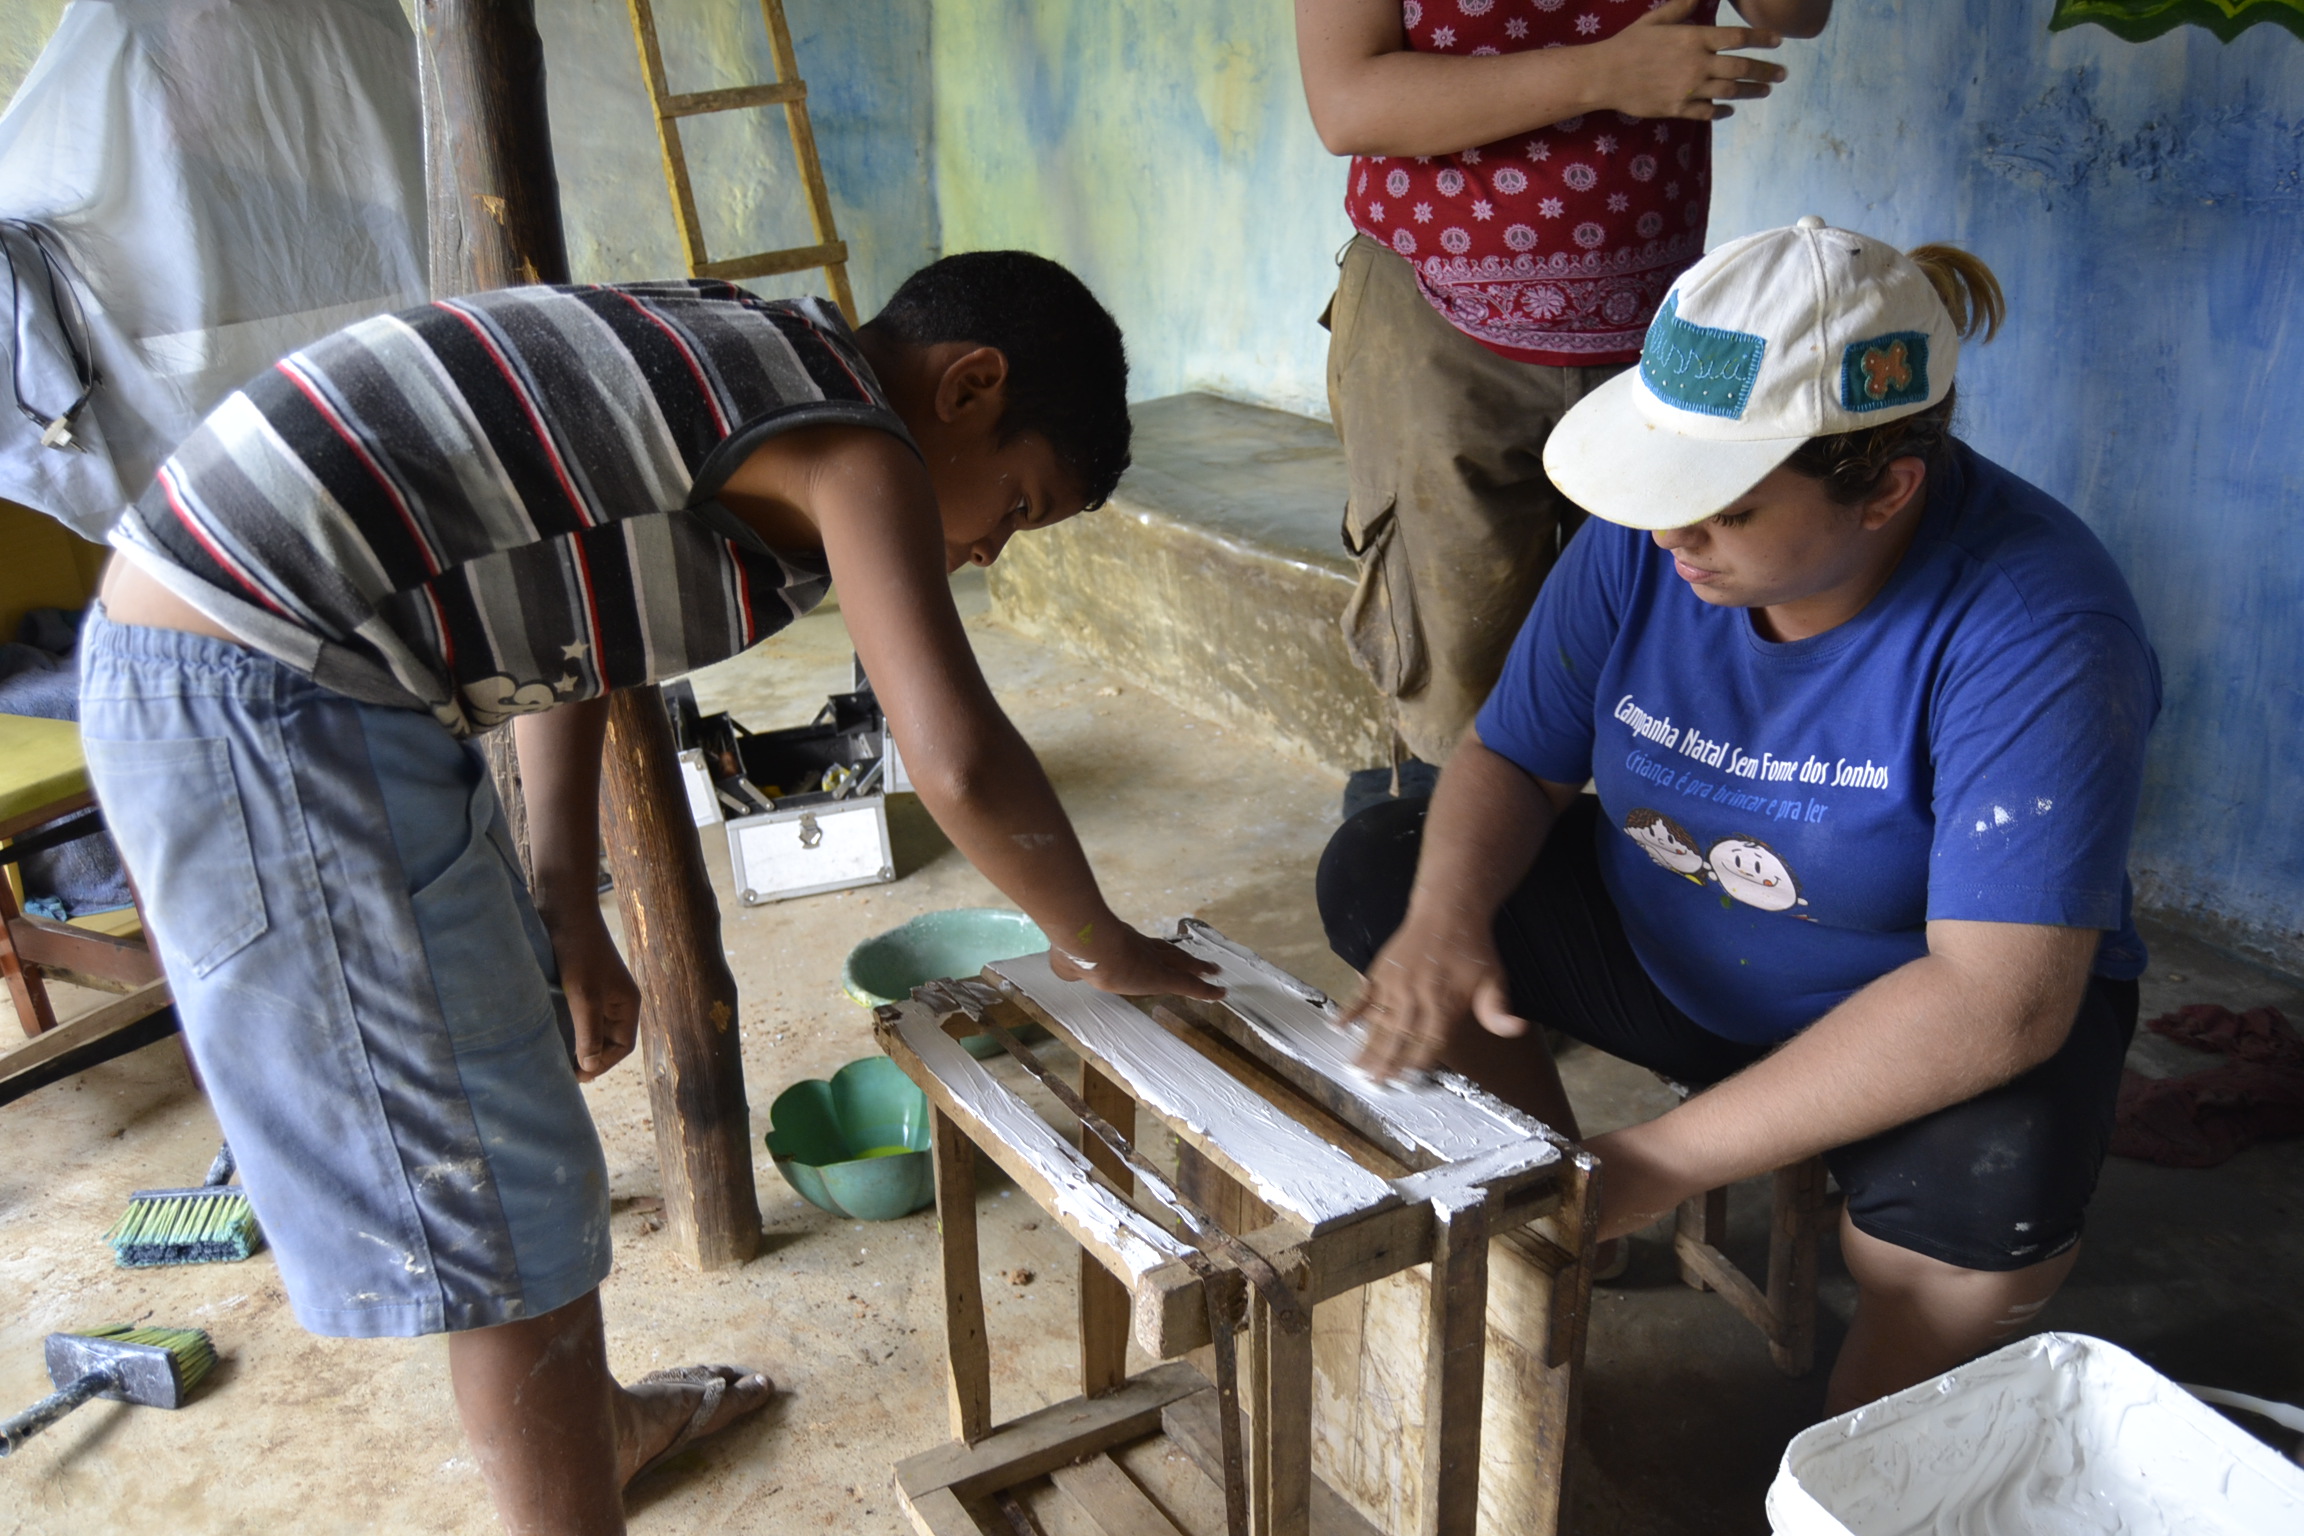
[1707,835,1807,914]
[1625,808,1707,883]
[1621,811,1811,915]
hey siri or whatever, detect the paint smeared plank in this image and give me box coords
[986,952,1397,1234]
[1169,919,1553,1171]
[882,1005,1192,1287]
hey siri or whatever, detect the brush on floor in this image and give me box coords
[0,1324,217,1456]
[103,1143,263,1267]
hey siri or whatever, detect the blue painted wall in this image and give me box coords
[929,0,1350,418]
[1707,5,2304,969]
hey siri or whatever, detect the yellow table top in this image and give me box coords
[0,713,89,827]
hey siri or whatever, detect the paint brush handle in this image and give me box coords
[0,1369,115,1456]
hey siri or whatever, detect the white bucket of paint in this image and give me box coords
[1767,1332,2304,1535]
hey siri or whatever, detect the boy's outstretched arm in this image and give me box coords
[514,697,645,1079]
[800,429,1222,1001]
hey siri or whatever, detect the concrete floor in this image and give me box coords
[4,572,2300,1534]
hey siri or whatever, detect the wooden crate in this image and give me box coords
[874,921,1599,1536]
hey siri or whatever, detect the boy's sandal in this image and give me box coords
[629,1364,768,1483]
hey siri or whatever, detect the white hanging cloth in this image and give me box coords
[0,0,426,540]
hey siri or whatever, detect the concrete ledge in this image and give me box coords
[987,393,1386,773]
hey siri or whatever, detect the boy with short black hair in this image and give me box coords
[85,251,1217,1535]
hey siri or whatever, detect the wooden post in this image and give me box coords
[600,687,761,1268]
[417,0,570,291]
[418,0,760,1270]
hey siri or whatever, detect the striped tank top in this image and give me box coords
[110,282,912,735]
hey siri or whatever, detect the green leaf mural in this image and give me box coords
[2049,0,2304,42]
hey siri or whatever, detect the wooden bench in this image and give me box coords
[875,919,1599,1536]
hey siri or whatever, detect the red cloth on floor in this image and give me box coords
[2111,1004,2304,1169]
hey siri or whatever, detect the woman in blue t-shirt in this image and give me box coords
[1317,218,2159,1414]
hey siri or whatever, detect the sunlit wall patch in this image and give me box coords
[1841,331,1931,413]
[1640,295,1767,419]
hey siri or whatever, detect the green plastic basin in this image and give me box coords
[842,908,1051,1059]
[765,1056,935,1221]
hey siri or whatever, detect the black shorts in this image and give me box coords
[1316,796,2139,1273]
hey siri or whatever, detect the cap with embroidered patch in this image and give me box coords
[1544,216,1962,531]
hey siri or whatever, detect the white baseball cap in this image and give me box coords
[1544,216,1962,531]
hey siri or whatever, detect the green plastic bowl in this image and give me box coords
[842,908,1051,1059]
[765,1056,935,1220]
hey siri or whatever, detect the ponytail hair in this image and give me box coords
[1906,243,2005,343]
[1785,242,2004,505]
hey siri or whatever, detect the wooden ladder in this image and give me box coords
[624,0,857,322]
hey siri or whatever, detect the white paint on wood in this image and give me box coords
[894,1008,1193,1285]
[1169,920,1548,1168]
[987,951,1397,1234]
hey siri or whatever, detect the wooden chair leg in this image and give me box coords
[1765,1158,1829,1377]
[0,869,60,1039]
[1078,1063,1134,1399]
[1675,1186,1728,1291]
[932,1107,992,1443]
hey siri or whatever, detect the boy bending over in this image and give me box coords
[86,252,1218,1534]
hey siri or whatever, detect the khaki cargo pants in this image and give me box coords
[1326,234,1623,766]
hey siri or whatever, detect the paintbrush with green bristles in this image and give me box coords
[103,1143,264,1267]
[0,1324,217,1455]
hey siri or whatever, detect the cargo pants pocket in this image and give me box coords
[1340,488,1428,701]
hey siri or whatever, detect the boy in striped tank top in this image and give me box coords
[81,252,1219,1531]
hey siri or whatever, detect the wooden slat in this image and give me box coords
[9,915,161,987]
[1168,921,1546,1171]
[1161,1392,1384,1536]
[1145,1004,1407,1180]
[936,1108,994,1444]
[0,788,92,844]
[1675,1187,1729,1292]
[878,1004,1195,1291]
[696,240,850,283]
[659,80,804,117]
[1670,1233,1775,1338]
[1081,1063,1136,1399]
[988,953,1396,1235]
[1049,1455,1186,1536]
[897,1362,1208,1503]
[1132,1199,1431,1359]
[904,1485,987,1536]
[0,979,170,1088]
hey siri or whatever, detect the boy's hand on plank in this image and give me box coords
[1049,919,1225,1001]
[554,907,644,1082]
[1340,911,1527,1082]
[1587,0,1784,122]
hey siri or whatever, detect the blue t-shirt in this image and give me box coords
[1475,442,2160,1046]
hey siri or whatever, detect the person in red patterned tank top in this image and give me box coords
[1297,0,1833,812]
